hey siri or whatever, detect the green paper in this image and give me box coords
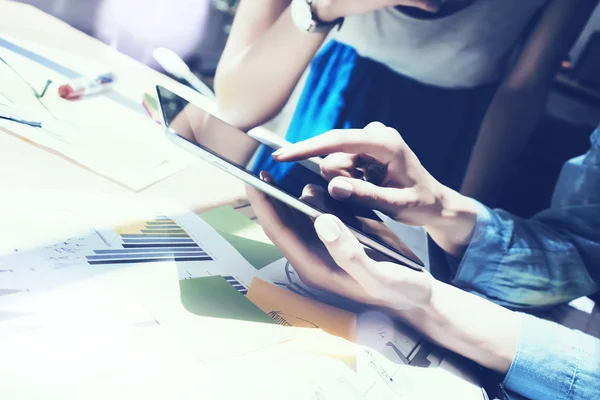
[199,207,282,269]
[143,92,158,109]
[179,276,275,324]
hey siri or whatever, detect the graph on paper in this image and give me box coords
[0,209,227,293]
[86,214,214,266]
[222,275,248,295]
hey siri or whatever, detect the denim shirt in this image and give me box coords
[452,128,600,400]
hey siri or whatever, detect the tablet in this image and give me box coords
[156,85,424,271]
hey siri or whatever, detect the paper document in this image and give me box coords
[0,189,483,397]
[0,35,196,190]
[243,278,483,399]
[247,278,357,341]
[203,353,366,399]
[0,188,293,363]
[0,189,256,293]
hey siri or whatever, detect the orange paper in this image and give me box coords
[246,278,356,342]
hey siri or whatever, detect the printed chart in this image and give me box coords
[87,215,213,265]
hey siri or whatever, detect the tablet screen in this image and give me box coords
[157,86,422,266]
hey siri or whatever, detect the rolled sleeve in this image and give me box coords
[449,199,598,310]
[451,200,510,298]
[446,128,600,309]
[501,313,600,400]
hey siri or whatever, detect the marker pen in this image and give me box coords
[58,72,115,100]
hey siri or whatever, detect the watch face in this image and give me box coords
[291,0,316,32]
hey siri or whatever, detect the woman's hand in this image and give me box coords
[274,122,447,226]
[246,179,434,312]
[314,0,447,21]
[272,122,478,257]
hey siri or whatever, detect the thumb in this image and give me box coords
[328,177,417,216]
[314,214,431,308]
[313,214,382,295]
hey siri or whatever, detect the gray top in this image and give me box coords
[332,0,548,88]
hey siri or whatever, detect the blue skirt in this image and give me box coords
[253,40,499,191]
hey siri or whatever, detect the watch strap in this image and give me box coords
[306,0,344,33]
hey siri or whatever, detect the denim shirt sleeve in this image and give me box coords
[451,129,600,310]
[500,313,600,400]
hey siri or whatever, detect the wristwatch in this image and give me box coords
[290,0,344,34]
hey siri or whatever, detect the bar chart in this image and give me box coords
[86,214,213,265]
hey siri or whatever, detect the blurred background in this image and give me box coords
[12,0,600,217]
[15,0,237,74]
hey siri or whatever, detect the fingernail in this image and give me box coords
[329,179,353,199]
[272,148,285,158]
[315,214,341,243]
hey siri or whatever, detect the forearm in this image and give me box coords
[460,87,548,202]
[214,7,327,130]
[402,281,600,400]
[424,186,478,258]
[401,280,520,374]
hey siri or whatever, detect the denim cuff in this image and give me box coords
[502,313,579,400]
[591,127,600,149]
[452,200,508,296]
